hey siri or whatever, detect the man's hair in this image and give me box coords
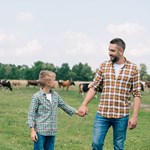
[110,38,126,51]
[38,70,56,86]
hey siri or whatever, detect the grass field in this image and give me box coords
[0,85,150,150]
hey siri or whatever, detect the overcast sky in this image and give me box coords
[0,0,150,73]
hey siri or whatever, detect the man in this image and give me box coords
[78,38,141,150]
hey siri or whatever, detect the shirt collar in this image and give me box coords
[39,88,54,96]
[109,57,130,68]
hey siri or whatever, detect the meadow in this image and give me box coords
[0,85,150,150]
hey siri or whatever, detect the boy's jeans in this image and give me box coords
[34,133,55,150]
[92,113,128,150]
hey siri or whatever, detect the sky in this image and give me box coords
[0,0,150,73]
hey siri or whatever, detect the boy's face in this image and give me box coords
[46,76,56,88]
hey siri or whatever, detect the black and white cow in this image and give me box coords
[78,83,102,98]
[0,80,13,91]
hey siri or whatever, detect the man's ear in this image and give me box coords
[119,48,124,55]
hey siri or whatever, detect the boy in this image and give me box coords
[27,70,83,150]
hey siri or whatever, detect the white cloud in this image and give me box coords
[127,38,150,57]
[0,30,7,43]
[0,30,17,44]
[15,12,35,22]
[65,31,98,55]
[16,40,42,57]
[0,48,6,57]
[107,23,145,35]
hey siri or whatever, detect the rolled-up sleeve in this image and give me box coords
[89,64,103,91]
[132,68,141,98]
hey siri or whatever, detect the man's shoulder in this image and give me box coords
[100,60,112,68]
[125,59,139,70]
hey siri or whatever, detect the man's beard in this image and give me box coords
[110,55,119,63]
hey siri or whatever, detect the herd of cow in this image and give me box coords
[0,79,150,97]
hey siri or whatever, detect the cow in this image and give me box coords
[58,80,75,91]
[78,83,102,98]
[78,83,89,97]
[140,82,144,92]
[26,80,39,87]
[130,82,145,92]
[145,81,150,92]
[12,80,21,89]
[0,80,13,91]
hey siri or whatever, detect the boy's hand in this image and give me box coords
[30,128,38,142]
[76,110,86,117]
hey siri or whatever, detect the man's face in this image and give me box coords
[108,44,122,63]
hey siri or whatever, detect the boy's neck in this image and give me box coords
[42,86,51,94]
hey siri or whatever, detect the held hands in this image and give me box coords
[76,105,88,117]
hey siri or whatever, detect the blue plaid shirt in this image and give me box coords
[27,89,76,136]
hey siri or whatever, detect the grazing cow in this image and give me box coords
[0,80,13,91]
[58,80,75,91]
[145,81,150,92]
[26,80,39,87]
[78,83,103,98]
[12,80,21,89]
[130,82,145,92]
[78,83,89,97]
[140,82,144,92]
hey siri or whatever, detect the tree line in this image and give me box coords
[0,61,149,81]
[0,61,95,81]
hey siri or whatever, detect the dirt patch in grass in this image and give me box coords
[140,103,150,111]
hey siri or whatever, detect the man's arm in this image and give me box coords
[128,96,141,129]
[78,88,96,116]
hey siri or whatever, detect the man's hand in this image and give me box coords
[128,116,138,130]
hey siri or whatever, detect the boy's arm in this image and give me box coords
[57,93,79,116]
[27,96,38,127]
[57,95,85,117]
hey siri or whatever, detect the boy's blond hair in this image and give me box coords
[38,70,56,86]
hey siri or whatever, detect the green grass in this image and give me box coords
[0,86,150,150]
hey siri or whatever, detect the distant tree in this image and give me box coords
[17,65,30,79]
[72,63,93,81]
[56,63,71,80]
[147,74,150,81]
[29,61,56,80]
[0,63,5,79]
[140,63,148,81]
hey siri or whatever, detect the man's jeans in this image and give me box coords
[34,133,55,150]
[92,113,129,150]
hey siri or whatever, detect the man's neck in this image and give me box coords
[115,57,125,64]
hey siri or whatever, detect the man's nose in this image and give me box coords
[109,51,112,56]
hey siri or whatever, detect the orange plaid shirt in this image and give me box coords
[89,58,141,118]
